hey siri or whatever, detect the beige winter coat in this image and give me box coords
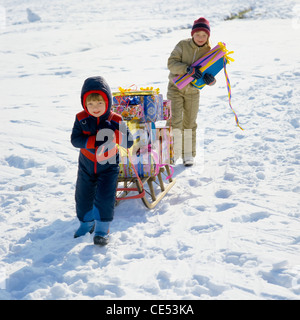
[168,38,211,93]
[167,38,211,158]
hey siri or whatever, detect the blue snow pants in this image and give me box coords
[75,153,119,223]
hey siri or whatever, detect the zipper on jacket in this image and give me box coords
[94,118,100,174]
[94,147,98,173]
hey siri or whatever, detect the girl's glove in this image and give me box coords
[187,66,203,79]
[203,73,216,86]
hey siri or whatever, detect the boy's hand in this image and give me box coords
[203,73,216,86]
[102,120,116,131]
[95,121,115,147]
[187,66,202,79]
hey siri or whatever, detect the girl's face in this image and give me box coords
[86,100,106,117]
[193,31,209,46]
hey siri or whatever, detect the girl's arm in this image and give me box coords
[167,42,189,75]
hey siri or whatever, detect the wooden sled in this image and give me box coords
[115,164,175,209]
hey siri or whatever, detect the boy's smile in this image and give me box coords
[86,100,106,117]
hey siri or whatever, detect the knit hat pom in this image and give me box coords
[191,17,210,37]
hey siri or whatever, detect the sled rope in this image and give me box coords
[141,123,174,180]
[140,143,174,180]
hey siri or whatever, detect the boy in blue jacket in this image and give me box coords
[71,76,133,246]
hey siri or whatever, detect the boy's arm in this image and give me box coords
[167,42,189,75]
[116,121,134,149]
[109,114,134,149]
[70,117,96,149]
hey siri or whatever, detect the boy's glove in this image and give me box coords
[203,73,216,86]
[102,120,117,131]
[187,66,202,79]
[95,120,115,147]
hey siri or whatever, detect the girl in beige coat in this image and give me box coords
[167,17,216,166]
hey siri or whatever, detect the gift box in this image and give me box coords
[112,104,144,120]
[118,121,174,178]
[191,55,228,90]
[162,100,172,120]
[173,42,232,89]
[118,121,157,178]
[161,128,174,165]
[141,124,174,165]
[153,127,174,165]
[113,95,143,106]
[112,88,163,123]
[143,95,158,122]
[156,94,164,120]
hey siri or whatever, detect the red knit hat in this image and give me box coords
[191,17,210,37]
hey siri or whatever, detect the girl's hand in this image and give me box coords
[203,73,216,86]
[187,66,203,79]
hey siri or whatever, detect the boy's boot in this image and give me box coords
[74,221,95,238]
[93,220,110,246]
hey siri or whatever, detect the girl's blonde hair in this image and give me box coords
[85,93,105,104]
[207,38,211,48]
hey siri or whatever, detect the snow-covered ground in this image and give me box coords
[0,0,299,300]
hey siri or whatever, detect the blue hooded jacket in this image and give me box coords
[71,76,133,173]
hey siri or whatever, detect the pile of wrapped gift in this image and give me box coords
[112,87,174,178]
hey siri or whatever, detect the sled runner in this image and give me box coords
[115,164,175,209]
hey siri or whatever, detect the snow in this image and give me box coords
[26,8,41,23]
[0,0,300,300]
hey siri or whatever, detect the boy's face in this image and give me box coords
[193,31,208,46]
[86,99,106,117]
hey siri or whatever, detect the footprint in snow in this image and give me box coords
[5,155,41,169]
[290,118,299,129]
[26,8,41,23]
[232,211,270,223]
[191,223,222,234]
[223,251,258,267]
[223,173,237,181]
[123,252,145,260]
[216,203,237,212]
[256,172,265,180]
[188,178,201,187]
[215,189,232,199]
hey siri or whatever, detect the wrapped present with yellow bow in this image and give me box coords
[112,86,163,122]
[118,121,157,178]
[112,104,144,121]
